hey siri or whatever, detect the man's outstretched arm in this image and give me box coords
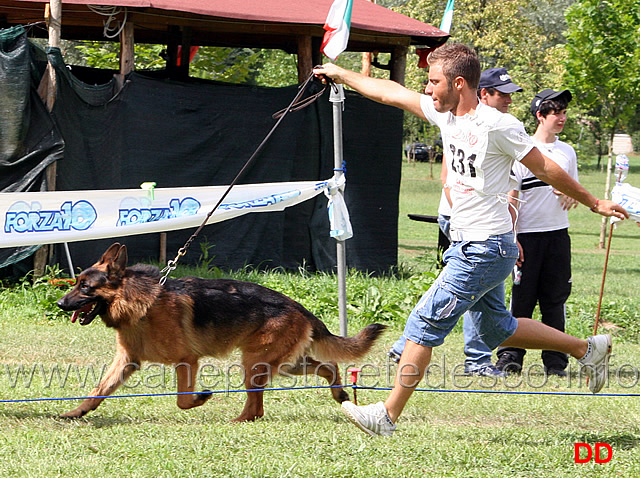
[313,64,425,119]
[521,148,628,220]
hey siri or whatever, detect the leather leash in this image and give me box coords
[160,69,334,284]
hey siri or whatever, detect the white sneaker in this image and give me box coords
[578,334,612,393]
[341,401,396,437]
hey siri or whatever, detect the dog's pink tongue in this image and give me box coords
[71,304,93,323]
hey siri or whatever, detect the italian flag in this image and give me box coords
[320,0,353,60]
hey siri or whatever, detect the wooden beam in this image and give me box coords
[297,35,313,83]
[34,0,62,276]
[119,20,135,75]
[166,25,180,79]
[361,0,376,76]
[389,45,408,85]
[178,26,192,80]
[47,0,61,46]
[116,19,135,90]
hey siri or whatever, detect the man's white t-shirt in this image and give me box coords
[511,137,579,233]
[420,96,534,240]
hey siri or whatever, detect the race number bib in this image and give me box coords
[446,126,488,192]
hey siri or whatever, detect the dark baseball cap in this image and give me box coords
[478,67,523,94]
[530,88,572,117]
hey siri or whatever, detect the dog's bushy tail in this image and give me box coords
[311,322,387,362]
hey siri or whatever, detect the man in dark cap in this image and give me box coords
[478,67,523,113]
[497,88,578,377]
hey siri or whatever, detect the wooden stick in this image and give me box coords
[594,221,614,335]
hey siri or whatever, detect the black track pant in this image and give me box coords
[498,228,572,371]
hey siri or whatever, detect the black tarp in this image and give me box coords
[1,28,403,274]
[0,26,64,272]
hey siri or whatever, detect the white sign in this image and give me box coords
[1,178,346,248]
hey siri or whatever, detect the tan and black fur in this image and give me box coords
[57,243,386,421]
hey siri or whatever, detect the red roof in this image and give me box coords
[5,0,447,46]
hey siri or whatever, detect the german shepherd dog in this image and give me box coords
[57,243,386,421]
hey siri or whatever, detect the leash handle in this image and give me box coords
[271,69,335,119]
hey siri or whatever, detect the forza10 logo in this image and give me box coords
[5,201,97,233]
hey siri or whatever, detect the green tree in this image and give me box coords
[395,0,561,143]
[74,41,298,86]
[564,0,640,167]
[564,0,640,247]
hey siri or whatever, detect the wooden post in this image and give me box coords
[297,35,313,83]
[119,21,135,73]
[166,25,180,79]
[389,45,408,85]
[178,26,192,80]
[159,233,167,264]
[114,19,135,92]
[361,0,376,76]
[34,0,62,275]
[361,52,372,76]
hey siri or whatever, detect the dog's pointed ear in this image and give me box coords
[108,245,128,278]
[97,243,122,266]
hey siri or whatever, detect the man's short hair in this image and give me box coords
[478,86,498,98]
[427,43,481,90]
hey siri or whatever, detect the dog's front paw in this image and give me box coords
[195,390,214,402]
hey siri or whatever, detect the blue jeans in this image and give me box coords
[391,216,497,370]
[391,232,518,361]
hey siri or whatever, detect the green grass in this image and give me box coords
[0,156,639,477]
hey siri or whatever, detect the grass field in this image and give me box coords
[0,155,639,477]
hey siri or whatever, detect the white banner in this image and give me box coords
[1,178,344,248]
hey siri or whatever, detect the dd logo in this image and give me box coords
[574,443,612,463]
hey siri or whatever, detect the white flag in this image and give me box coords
[320,0,353,61]
[439,0,455,33]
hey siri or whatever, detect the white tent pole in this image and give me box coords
[330,84,348,337]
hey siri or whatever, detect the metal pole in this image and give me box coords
[330,85,348,337]
[63,242,75,279]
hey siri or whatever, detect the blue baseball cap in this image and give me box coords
[478,67,523,94]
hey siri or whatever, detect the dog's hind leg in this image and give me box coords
[279,357,349,403]
[61,351,140,418]
[174,359,213,410]
[232,358,273,422]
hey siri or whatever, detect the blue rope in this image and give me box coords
[1,384,639,404]
[354,386,640,397]
[0,385,342,404]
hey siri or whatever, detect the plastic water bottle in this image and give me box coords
[615,154,629,183]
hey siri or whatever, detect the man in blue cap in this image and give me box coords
[478,67,523,113]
